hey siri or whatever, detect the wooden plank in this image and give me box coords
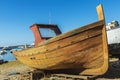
[16,34,103,70]
[96,4,105,21]
[52,74,89,79]
[15,25,103,56]
[46,35,102,58]
[45,26,102,51]
[38,20,104,46]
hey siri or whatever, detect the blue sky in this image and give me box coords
[0,0,120,46]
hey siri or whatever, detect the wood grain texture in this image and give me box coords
[13,4,108,75]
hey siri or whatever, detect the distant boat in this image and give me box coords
[2,47,12,50]
[0,50,7,55]
[14,4,108,75]
[10,48,23,53]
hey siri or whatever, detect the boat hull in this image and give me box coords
[14,20,108,75]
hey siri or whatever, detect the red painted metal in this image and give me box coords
[30,24,61,47]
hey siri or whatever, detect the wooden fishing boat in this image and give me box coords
[13,4,108,75]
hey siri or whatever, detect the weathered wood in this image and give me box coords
[96,4,105,21]
[13,4,108,76]
[38,20,104,46]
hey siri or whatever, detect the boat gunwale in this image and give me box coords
[38,20,104,46]
[14,22,104,56]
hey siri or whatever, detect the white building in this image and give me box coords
[106,20,120,44]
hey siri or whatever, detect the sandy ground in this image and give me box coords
[0,61,30,75]
[0,60,31,80]
[0,59,120,80]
